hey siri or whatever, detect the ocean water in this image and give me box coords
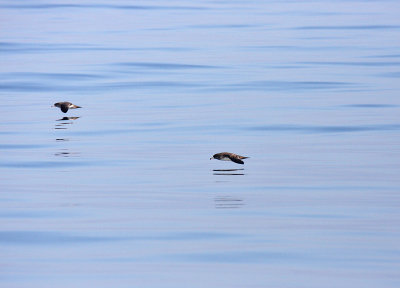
[1,1,400,287]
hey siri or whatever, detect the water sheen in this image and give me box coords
[1,1,400,287]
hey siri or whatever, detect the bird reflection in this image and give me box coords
[215,195,244,209]
[54,116,80,129]
[54,149,79,157]
[54,116,80,158]
[57,116,80,121]
[213,168,245,176]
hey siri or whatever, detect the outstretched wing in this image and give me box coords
[229,155,244,164]
[60,103,69,113]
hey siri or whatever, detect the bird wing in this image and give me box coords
[229,155,244,164]
[60,103,69,113]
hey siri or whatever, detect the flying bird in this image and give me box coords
[53,102,82,113]
[210,152,249,164]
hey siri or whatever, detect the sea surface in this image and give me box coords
[1,1,400,287]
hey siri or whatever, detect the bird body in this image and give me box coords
[53,102,81,113]
[210,152,249,164]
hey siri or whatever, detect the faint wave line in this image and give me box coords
[115,62,220,69]
[0,81,202,92]
[299,61,400,67]
[0,161,93,168]
[0,144,52,149]
[221,80,355,91]
[341,104,397,108]
[247,124,400,133]
[0,231,128,245]
[379,72,400,78]
[0,4,207,10]
[295,25,400,30]
[0,42,133,53]
[0,42,195,54]
[1,72,104,80]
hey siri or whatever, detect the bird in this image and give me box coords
[210,152,249,165]
[53,102,82,113]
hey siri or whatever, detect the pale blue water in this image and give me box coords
[1,1,400,287]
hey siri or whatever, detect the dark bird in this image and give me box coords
[53,102,82,113]
[210,152,249,164]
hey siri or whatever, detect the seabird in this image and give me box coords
[210,152,249,165]
[53,102,81,113]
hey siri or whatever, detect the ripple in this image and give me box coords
[0,42,193,54]
[341,104,398,108]
[295,25,400,30]
[0,80,202,92]
[173,251,298,263]
[0,231,126,245]
[0,4,207,11]
[187,24,259,29]
[0,161,91,168]
[0,82,52,92]
[115,62,220,70]
[215,196,244,209]
[247,124,400,133]
[144,232,240,241]
[299,61,400,67]
[379,72,400,78]
[222,80,354,92]
[0,42,131,53]
[100,81,202,90]
[2,72,104,81]
[0,144,51,149]
[366,54,400,59]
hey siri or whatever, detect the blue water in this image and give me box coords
[1,1,400,287]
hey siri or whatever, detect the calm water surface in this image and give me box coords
[1,1,400,287]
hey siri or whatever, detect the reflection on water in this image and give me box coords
[54,116,79,128]
[213,169,245,176]
[54,116,80,158]
[55,116,80,127]
[215,195,244,209]
[54,149,80,158]
[57,116,80,121]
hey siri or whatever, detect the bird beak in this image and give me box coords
[210,157,213,160]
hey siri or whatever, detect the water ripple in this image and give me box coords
[0,80,202,92]
[187,24,259,29]
[295,25,400,30]
[0,231,126,245]
[379,72,400,78]
[0,144,51,149]
[1,72,104,81]
[173,251,298,263]
[115,62,220,70]
[247,124,400,133]
[0,42,193,53]
[224,80,354,91]
[0,82,52,92]
[0,4,207,10]
[0,161,92,168]
[341,104,398,108]
[299,61,400,67]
